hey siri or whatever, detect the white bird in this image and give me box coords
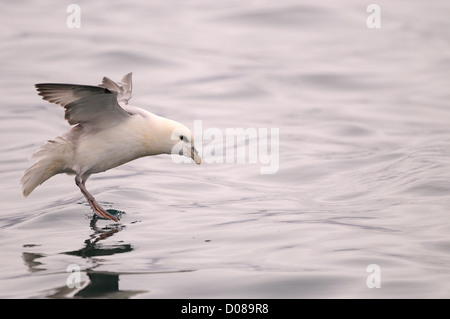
[20,73,201,222]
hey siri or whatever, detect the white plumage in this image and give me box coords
[21,73,201,222]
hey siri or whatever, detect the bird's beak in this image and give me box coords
[191,146,202,165]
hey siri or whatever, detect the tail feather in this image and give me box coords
[20,137,71,197]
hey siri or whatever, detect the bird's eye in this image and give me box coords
[180,135,184,140]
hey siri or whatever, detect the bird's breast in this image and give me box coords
[74,117,154,175]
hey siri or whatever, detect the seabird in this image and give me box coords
[20,73,201,222]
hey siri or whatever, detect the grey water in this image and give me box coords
[1,0,450,298]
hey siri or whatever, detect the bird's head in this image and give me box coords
[164,121,202,165]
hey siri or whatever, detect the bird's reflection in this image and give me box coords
[21,251,45,273]
[64,213,131,258]
[60,213,146,297]
[23,212,148,298]
[73,271,146,298]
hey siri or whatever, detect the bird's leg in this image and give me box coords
[75,175,119,222]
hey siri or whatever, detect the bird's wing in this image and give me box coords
[99,72,133,105]
[119,72,132,100]
[35,83,131,128]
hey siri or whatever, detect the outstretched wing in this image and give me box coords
[100,72,133,105]
[35,83,131,128]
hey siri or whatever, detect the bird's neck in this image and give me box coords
[134,113,177,156]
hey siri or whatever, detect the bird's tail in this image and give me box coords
[20,137,71,198]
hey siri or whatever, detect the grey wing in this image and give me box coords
[35,83,131,128]
[99,72,132,105]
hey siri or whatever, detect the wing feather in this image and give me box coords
[99,72,133,105]
[35,83,131,128]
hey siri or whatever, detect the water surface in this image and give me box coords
[1,0,450,298]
